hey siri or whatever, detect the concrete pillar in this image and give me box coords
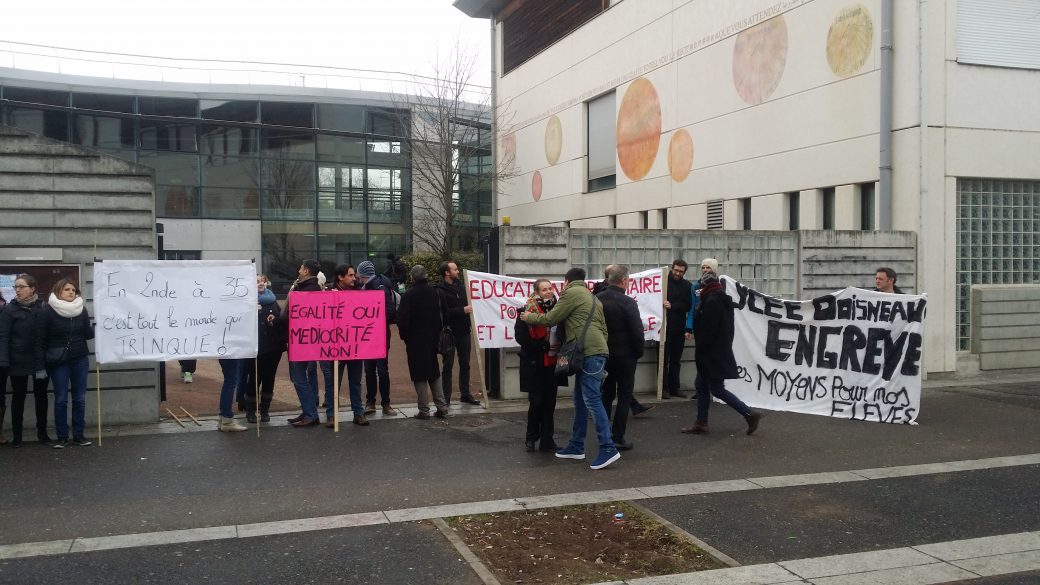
[834,184,859,230]
[751,193,787,230]
[799,189,823,229]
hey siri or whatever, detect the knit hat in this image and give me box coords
[699,271,719,286]
[700,258,719,273]
[357,261,377,279]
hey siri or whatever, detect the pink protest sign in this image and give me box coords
[287,290,387,362]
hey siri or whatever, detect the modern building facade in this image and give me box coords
[0,68,493,292]
[457,0,1040,374]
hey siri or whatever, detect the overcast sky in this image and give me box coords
[1,0,492,88]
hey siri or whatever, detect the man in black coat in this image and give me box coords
[662,259,693,398]
[398,265,449,419]
[681,271,761,436]
[596,265,645,450]
[436,260,479,406]
[593,266,653,416]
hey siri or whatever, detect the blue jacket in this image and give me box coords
[684,281,701,333]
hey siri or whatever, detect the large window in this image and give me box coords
[587,91,616,192]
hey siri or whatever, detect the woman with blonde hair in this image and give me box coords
[0,274,52,447]
[36,278,95,448]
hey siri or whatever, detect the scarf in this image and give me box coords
[14,293,39,307]
[258,287,276,306]
[525,296,558,366]
[699,281,723,298]
[48,293,84,318]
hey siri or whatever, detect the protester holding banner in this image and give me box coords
[514,278,563,452]
[240,274,283,424]
[437,260,479,406]
[324,264,370,427]
[397,265,449,419]
[875,267,904,294]
[357,260,395,417]
[36,279,95,448]
[597,265,645,451]
[0,274,52,447]
[276,259,324,428]
[682,270,761,436]
[662,260,693,399]
[523,267,620,470]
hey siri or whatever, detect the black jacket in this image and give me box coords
[257,295,283,355]
[436,279,471,336]
[693,286,739,380]
[362,273,398,324]
[666,275,693,331]
[514,309,567,393]
[35,303,95,367]
[596,285,645,361]
[0,299,48,375]
[397,280,441,382]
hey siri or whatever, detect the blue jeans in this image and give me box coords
[49,354,89,440]
[566,354,616,454]
[319,360,365,417]
[695,374,752,423]
[289,360,318,419]
[218,359,241,418]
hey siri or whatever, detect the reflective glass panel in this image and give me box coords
[72,93,134,113]
[201,100,258,123]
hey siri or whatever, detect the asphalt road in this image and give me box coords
[0,377,1037,584]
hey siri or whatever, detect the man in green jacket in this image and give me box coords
[522,267,620,470]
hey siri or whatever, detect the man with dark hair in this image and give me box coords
[874,267,904,294]
[662,259,693,398]
[358,260,396,416]
[385,254,408,288]
[523,266,620,470]
[596,265,645,451]
[278,259,324,427]
[437,260,479,406]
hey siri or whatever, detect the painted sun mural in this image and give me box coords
[827,4,874,78]
[500,133,517,167]
[544,115,562,165]
[531,170,543,202]
[616,77,662,181]
[732,15,789,106]
[668,129,693,182]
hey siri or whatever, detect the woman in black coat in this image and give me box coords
[241,274,283,423]
[0,274,52,447]
[397,265,448,419]
[514,278,564,452]
[37,278,95,448]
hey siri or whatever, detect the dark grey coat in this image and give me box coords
[397,280,442,382]
[0,299,47,375]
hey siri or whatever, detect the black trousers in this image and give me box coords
[9,374,48,441]
[242,352,283,414]
[526,385,558,447]
[365,331,391,406]
[179,360,197,374]
[662,328,687,394]
[601,356,637,442]
[441,332,472,402]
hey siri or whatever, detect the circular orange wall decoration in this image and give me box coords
[732,15,789,105]
[827,4,874,77]
[616,77,662,181]
[531,170,543,201]
[544,115,562,165]
[668,129,693,182]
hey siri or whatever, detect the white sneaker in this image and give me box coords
[183,372,193,384]
[218,416,247,432]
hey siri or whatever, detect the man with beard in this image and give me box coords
[436,260,479,406]
[662,259,693,398]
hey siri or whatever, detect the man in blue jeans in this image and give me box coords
[274,259,324,428]
[522,267,619,470]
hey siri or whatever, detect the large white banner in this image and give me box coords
[723,278,927,424]
[94,260,258,363]
[466,269,665,348]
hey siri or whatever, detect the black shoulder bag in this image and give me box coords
[46,318,74,367]
[436,290,455,356]
[554,297,598,377]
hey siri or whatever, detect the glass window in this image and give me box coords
[261,102,313,127]
[141,120,197,151]
[860,182,876,230]
[261,223,319,293]
[367,108,408,137]
[260,156,315,221]
[139,97,197,118]
[201,100,258,123]
[317,165,366,222]
[202,156,258,189]
[367,167,406,223]
[317,134,365,164]
[822,187,836,229]
[788,192,800,230]
[317,104,365,132]
[316,223,368,269]
[72,114,135,150]
[742,197,752,230]
[157,185,200,218]
[201,125,256,156]
[139,151,200,188]
[202,187,260,219]
[3,87,68,106]
[587,91,616,191]
[72,93,134,113]
[262,128,314,159]
[4,106,69,141]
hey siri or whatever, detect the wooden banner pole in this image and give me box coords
[333,359,340,432]
[254,358,261,437]
[657,266,668,400]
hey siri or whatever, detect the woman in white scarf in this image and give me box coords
[37,278,95,448]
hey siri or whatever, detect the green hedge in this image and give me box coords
[400,251,486,285]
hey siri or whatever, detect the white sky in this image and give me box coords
[1,0,492,88]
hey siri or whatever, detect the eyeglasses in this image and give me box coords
[13,285,29,290]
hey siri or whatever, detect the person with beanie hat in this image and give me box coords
[681,268,761,437]
[357,259,396,415]
[683,258,721,401]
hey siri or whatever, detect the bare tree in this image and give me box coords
[392,44,516,259]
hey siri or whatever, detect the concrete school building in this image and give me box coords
[456,0,1040,374]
